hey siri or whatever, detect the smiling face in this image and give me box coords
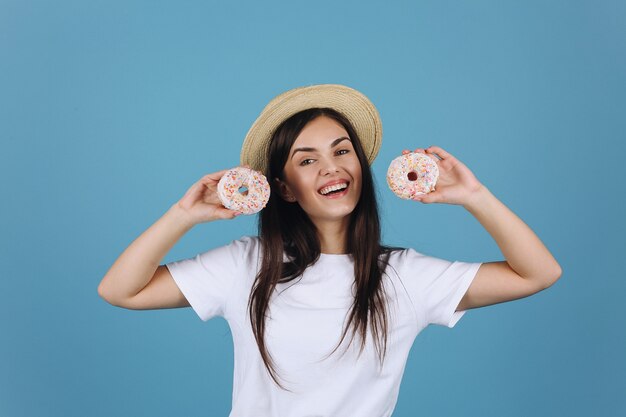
[278,115,363,227]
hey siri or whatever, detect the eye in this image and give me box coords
[299,158,315,166]
[336,149,350,156]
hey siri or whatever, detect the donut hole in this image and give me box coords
[407,171,418,181]
[238,185,249,196]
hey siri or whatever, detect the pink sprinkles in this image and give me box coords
[387,152,439,199]
[217,167,271,214]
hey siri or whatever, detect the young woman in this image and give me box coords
[98,84,562,417]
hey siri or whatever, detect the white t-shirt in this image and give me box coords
[166,236,482,417]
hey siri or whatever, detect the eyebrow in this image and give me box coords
[290,136,351,160]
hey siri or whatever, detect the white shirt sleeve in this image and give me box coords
[165,237,251,321]
[394,248,482,328]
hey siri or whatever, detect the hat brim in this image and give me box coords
[240,84,382,174]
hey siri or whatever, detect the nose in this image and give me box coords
[319,157,340,176]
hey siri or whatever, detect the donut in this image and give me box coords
[386,152,439,199]
[217,167,271,214]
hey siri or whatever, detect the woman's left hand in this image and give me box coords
[402,145,484,206]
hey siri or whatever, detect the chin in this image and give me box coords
[319,206,357,222]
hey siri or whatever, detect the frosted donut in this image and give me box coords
[217,167,271,214]
[386,152,439,199]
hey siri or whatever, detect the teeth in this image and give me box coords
[319,183,348,195]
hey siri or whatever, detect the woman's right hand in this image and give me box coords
[174,169,241,226]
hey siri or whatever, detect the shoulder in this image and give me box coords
[383,246,455,276]
[235,235,263,267]
[223,235,260,249]
[195,235,261,265]
[384,246,427,265]
[227,235,261,257]
[234,235,261,248]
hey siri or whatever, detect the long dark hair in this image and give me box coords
[247,107,392,390]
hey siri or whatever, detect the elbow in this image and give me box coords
[97,281,122,307]
[98,282,114,305]
[97,281,106,299]
[541,263,563,290]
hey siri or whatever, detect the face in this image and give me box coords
[278,115,363,226]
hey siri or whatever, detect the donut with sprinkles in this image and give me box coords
[386,152,439,199]
[217,167,270,214]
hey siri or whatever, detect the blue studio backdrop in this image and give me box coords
[1,1,624,416]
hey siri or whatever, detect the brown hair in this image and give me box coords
[247,107,393,390]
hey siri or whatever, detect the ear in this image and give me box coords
[274,178,297,202]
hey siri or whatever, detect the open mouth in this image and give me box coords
[319,182,349,196]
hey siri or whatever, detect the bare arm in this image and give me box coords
[97,204,194,308]
[97,170,240,309]
[457,185,562,310]
[407,146,562,310]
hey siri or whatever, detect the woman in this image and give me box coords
[98,84,562,416]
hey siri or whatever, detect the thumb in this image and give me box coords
[208,206,243,220]
[220,208,243,220]
[413,192,436,204]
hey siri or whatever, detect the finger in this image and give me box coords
[414,148,426,153]
[201,168,233,183]
[425,153,440,164]
[183,177,213,199]
[425,146,454,161]
[402,149,410,155]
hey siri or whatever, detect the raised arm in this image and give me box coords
[406,146,562,310]
[97,169,241,310]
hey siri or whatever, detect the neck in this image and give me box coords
[314,218,350,254]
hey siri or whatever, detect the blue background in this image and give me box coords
[1,0,624,416]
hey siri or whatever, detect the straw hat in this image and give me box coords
[240,84,383,174]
